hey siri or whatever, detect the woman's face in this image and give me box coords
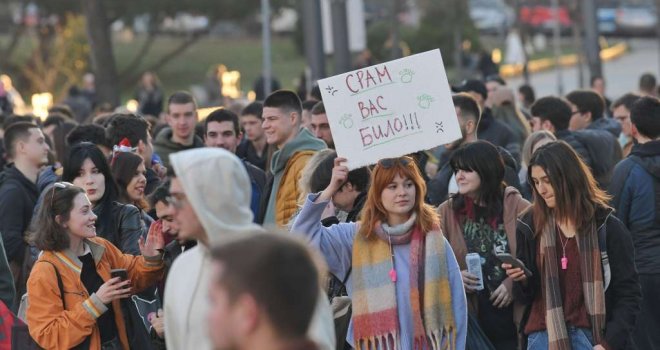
[72,158,106,204]
[127,161,147,202]
[63,193,97,239]
[531,165,556,208]
[455,169,481,198]
[380,173,416,218]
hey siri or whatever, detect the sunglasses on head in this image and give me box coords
[378,157,412,169]
[50,182,74,207]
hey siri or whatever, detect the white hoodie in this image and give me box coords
[164,148,335,350]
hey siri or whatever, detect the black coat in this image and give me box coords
[513,209,641,350]
[556,129,622,189]
[0,166,39,264]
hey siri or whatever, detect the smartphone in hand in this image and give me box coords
[110,268,128,281]
[496,253,533,277]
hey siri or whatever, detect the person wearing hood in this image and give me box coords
[609,96,660,349]
[153,91,204,169]
[566,89,622,137]
[259,90,326,226]
[164,148,335,350]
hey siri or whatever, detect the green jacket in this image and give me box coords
[153,127,205,169]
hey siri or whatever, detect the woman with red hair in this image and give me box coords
[292,156,467,350]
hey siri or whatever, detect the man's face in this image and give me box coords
[167,103,197,141]
[445,107,471,150]
[138,133,154,168]
[205,121,241,153]
[208,262,241,350]
[568,103,590,131]
[21,128,50,166]
[612,105,632,137]
[310,113,333,148]
[261,107,297,148]
[240,114,264,142]
[332,183,358,212]
[169,177,205,244]
[154,201,182,243]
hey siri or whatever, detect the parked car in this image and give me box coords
[615,0,657,36]
[469,0,516,34]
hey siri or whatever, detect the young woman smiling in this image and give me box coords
[504,141,640,350]
[25,183,164,349]
[438,141,530,349]
[111,152,153,229]
[292,156,467,350]
[62,142,146,254]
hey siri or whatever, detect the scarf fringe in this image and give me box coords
[426,327,456,350]
[358,333,399,350]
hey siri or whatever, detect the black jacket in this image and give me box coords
[513,209,641,350]
[478,108,521,162]
[242,160,267,222]
[95,202,146,255]
[0,166,39,264]
[556,129,622,189]
[609,140,660,274]
[145,167,161,197]
[426,145,522,206]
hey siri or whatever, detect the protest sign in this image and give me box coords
[319,49,462,170]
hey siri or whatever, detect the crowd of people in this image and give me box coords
[0,66,656,350]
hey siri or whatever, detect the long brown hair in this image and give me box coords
[28,184,86,251]
[358,156,438,238]
[111,152,150,211]
[527,141,610,234]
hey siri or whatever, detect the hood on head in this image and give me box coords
[170,148,262,245]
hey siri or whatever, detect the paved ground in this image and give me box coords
[508,38,660,100]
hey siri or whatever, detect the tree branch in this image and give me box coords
[121,30,207,88]
[118,13,161,79]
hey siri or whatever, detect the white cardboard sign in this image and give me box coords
[319,49,462,170]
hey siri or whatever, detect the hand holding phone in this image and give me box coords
[110,268,128,281]
[497,253,533,278]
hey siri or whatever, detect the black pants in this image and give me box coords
[634,273,660,350]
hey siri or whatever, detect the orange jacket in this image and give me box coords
[275,150,316,226]
[26,237,164,350]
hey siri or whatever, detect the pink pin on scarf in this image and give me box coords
[389,268,397,282]
[561,256,568,270]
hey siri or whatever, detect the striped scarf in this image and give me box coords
[539,220,606,350]
[352,223,456,350]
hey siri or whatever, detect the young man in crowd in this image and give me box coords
[611,93,641,157]
[164,148,334,350]
[204,108,266,221]
[236,101,272,172]
[0,122,49,305]
[154,91,204,168]
[66,124,113,157]
[452,79,520,162]
[146,180,196,348]
[309,101,334,149]
[609,96,660,349]
[260,90,326,227]
[565,89,621,137]
[530,96,621,188]
[427,93,520,205]
[639,73,657,97]
[208,234,321,350]
[106,113,160,195]
[590,75,612,110]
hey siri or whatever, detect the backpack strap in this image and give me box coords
[39,261,66,309]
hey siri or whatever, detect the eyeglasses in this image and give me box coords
[50,182,73,207]
[378,157,412,169]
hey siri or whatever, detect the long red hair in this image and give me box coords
[357,156,439,238]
